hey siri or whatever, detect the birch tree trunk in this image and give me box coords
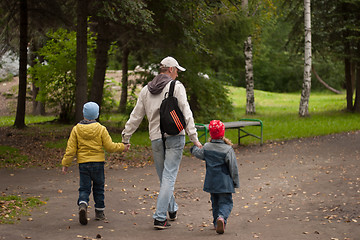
[242,0,255,114]
[245,36,255,114]
[299,0,312,117]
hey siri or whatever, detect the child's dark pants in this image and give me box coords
[78,162,105,210]
[211,193,233,226]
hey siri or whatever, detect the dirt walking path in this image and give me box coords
[0,132,359,240]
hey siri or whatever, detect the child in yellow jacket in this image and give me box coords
[62,102,129,225]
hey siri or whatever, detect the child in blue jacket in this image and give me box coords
[190,120,239,234]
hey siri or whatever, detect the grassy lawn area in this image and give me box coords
[222,87,360,145]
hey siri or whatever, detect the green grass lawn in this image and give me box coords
[223,87,360,145]
[0,145,30,168]
[0,115,56,127]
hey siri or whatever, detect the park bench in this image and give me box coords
[195,119,263,145]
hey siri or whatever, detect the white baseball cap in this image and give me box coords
[160,56,186,72]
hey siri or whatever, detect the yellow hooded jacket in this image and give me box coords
[62,122,125,167]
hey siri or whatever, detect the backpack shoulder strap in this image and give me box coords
[169,80,177,97]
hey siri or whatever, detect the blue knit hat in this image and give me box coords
[83,102,99,120]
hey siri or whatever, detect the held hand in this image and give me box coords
[194,141,203,149]
[62,166,68,174]
[123,143,131,152]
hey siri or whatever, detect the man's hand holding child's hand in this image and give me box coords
[123,143,131,152]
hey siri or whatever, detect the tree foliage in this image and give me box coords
[87,0,155,113]
[284,0,360,110]
[29,28,96,122]
[7,0,358,123]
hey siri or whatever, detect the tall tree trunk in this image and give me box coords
[29,42,45,115]
[341,2,353,111]
[353,11,360,112]
[75,0,88,122]
[244,36,255,114]
[14,0,28,129]
[344,54,353,111]
[353,63,360,112]
[118,48,130,113]
[299,0,312,117]
[242,0,255,114]
[90,18,111,111]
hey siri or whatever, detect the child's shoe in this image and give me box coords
[95,209,105,220]
[79,203,88,225]
[216,217,225,234]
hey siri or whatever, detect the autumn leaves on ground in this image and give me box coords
[0,126,359,239]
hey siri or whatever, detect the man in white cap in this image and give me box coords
[122,56,202,229]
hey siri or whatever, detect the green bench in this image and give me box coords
[195,119,263,145]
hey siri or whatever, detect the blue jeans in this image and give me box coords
[211,193,233,225]
[78,162,105,210]
[151,135,185,221]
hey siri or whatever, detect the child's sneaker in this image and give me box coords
[216,217,225,234]
[95,209,105,220]
[154,219,171,229]
[168,211,177,221]
[79,203,88,225]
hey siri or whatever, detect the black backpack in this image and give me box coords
[160,80,186,136]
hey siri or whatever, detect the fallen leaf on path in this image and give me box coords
[200,222,208,227]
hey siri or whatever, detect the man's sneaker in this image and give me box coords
[168,211,177,221]
[78,203,88,225]
[95,209,105,220]
[216,217,225,234]
[154,219,171,229]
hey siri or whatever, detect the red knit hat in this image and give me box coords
[209,120,225,139]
